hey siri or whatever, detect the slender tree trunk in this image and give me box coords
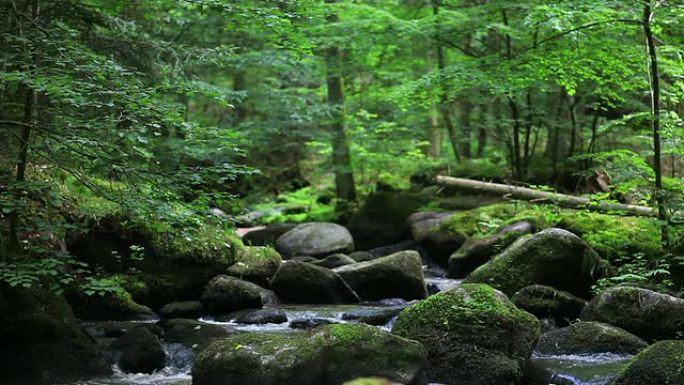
[428,106,441,159]
[502,9,522,179]
[9,0,39,249]
[433,1,460,162]
[477,103,487,157]
[643,2,669,247]
[325,0,356,201]
[459,99,472,158]
[567,94,579,156]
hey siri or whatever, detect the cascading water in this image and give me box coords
[530,352,633,385]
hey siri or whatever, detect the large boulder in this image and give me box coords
[242,223,297,246]
[408,211,464,264]
[276,222,354,258]
[0,286,108,382]
[464,228,608,298]
[333,251,427,301]
[199,276,270,315]
[225,246,282,286]
[611,340,684,385]
[347,191,432,250]
[192,323,427,385]
[535,322,648,356]
[162,319,235,353]
[511,285,587,326]
[392,283,540,385]
[69,291,157,321]
[159,301,203,319]
[110,327,165,374]
[448,221,533,278]
[581,286,684,341]
[271,261,359,304]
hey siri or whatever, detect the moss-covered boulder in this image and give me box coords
[333,251,427,301]
[408,211,464,264]
[448,221,533,278]
[159,300,202,319]
[199,276,269,315]
[242,223,297,246]
[275,222,354,258]
[225,246,282,286]
[581,286,684,341]
[611,340,684,385]
[271,261,359,304]
[162,319,236,353]
[464,228,608,298]
[392,284,540,385]
[69,291,157,321]
[192,323,427,385]
[312,253,357,269]
[536,322,648,356]
[346,191,433,250]
[0,286,108,382]
[511,285,587,326]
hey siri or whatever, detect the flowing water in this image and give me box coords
[529,353,633,385]
[57,266,627,385]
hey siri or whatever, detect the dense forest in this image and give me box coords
[2,1,684,385]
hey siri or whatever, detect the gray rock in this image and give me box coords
[159,301,202,319]
[111,327,165,374]
[199,276,269,315]
[275,222,354,258]
[511,285,587,326]
[581,286,684,341]
[271,261,359,304]
[312,253,357,269]
[334,251,427,301]
[535,321,648,356]
[242,223,297,246]
[224,308,287,324]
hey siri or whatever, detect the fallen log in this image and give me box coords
[435,175,657,217]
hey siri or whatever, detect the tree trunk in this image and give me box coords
[459,98,473,158]
[433,1,460,162]
[428,106,441,159]
[477,104,487,157]
[325,0,356,201]
[435,176,657,217]
[9,0,39,249]
[643,2,669,246]
[502,9,522,179]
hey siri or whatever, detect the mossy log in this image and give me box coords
[435,176,656,217]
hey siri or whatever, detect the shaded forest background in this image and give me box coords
[2,0,684,293]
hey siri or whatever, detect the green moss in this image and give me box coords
[391,284,539,385]
[441,202,661,262]
[612,340,684,385]
[193,324,426,385]
[343,378,391,385]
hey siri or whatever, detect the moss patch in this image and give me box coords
[392,283,539,385]
[440,202,661,262]
[612,340,684,385]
